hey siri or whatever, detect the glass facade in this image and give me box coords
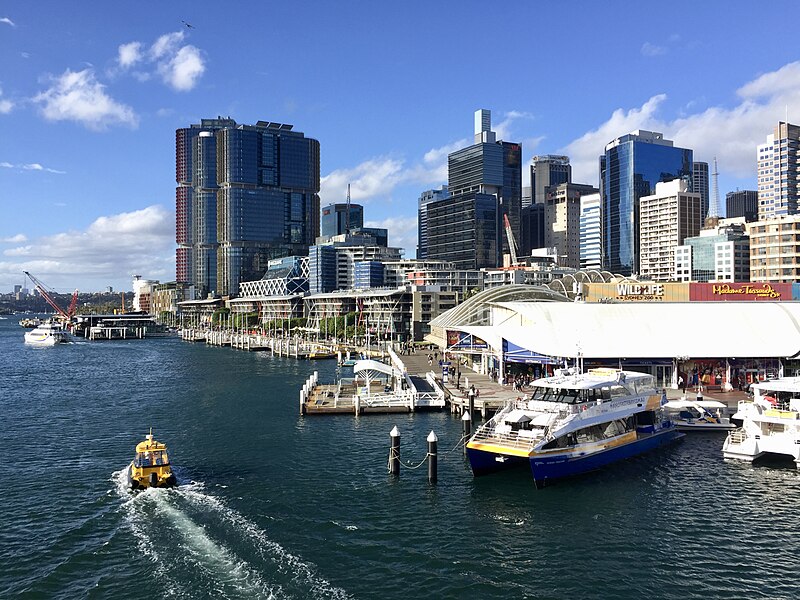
[426,192,499,269]
[320,203,364,238]
[308,245,337,294]
[601,134,692,275]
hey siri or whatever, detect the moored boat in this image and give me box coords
[466,368,683,487]
[23,321,68,346]
[664,399,735,431]
[723,377,800,465]
[126,429,176,490]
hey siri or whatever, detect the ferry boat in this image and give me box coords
[126,429,176,490]
[664,399,735,431]
[466,368,683,488]
[723,377,800,465]
[23,321,68,346]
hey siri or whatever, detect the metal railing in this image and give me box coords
[727,428,748,444]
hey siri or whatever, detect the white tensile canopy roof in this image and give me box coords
[458,301,800,359]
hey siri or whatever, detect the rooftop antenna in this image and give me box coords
[345,183,351,235]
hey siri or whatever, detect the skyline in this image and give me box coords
[2,2,800,291]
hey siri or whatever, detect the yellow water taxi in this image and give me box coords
[126,429,176,490]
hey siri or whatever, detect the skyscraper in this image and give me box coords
[600,130,693,276]
[545,182,598,269]
[692,161,710,219]
[757,121,800,220]
[426,109,521,269]
[417,186,449,259]
[320,202,364,239]
[530,155,571,208]
[726,190,758,222]
[176,119,320,297]
[579,193,602,271]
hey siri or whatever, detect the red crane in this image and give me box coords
[23,271,78,322]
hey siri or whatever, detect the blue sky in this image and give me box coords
[2,1,800,292]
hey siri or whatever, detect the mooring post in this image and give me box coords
[300,389,305,415]
[427,430,438,484]
[462,411,471,453]
[389,426,400,476]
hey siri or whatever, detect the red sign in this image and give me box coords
[689,282,792,301]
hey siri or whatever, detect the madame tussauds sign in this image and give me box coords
[712,283,782,299]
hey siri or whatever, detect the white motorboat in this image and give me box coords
[723,377,800,465]
[664,399,735,431]
[466,368,683,487]
[23,321,69,346]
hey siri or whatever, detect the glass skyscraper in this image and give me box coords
[176,119,320,297]
[320,203,364,239]
[600,130,693,276]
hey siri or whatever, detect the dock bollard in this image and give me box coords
[427,430,438,484]
[300,389,306,415]
[389,426,400,476]
[462,410,471,439]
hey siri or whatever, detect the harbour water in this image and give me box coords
[2,315,799,599]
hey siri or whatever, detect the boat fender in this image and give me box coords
[149,472,158,487]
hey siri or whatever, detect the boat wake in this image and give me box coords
[111,470,351,599]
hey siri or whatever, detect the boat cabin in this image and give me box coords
[133,449,169,467]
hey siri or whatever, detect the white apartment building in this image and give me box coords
[749,214,800,283]
[579,192,601,270]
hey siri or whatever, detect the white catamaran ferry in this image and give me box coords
[723,377,800,465]
[466,368,683,487]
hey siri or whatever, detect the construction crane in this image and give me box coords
[503,214,520,267]
[23,271,78,322]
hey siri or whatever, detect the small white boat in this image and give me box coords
[723,377,800,465]
[23,322,69,346]
[664,399,735,431]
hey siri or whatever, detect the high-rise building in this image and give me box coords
[600,130,693,276]
[521,203,546,256]
[579,192,602,271]
[320,202,364,239]
[757,122,800,220]
[638,179,702,281]
[530,155,571,208]
[417,186,449,259]
[675,220,750,282]
[726,190,758,222]
[692,161,710,219]
[176,118,320,297]
[545,182,599,270]
[749,214,800,282]
[426,110,521,269]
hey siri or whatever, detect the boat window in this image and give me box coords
[609,384,630,398]
[556,388,581,404]
[135,450,167,467]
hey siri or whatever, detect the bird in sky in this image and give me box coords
[181,20,195,29]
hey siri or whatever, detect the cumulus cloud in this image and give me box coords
[0,161,65,174]
[562,61,800,183]
[115,31,205,92]
[494,110,536,141]
[641,42,667,57]
[365,216,418,256]
[117,41,143,68]
[0,87,13,113]
[0,17,14,27]
[2,234,27,243]
[33,68,138,130]
[0,205,175,291]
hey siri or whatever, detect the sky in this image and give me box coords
[2,1,800,292]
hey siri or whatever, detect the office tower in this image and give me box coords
[177,118,320,297]
[545,182,599,269]
[579,192,602,271]
[726,190,758,222]
[600,130,693,276]
[417,186,449,259]
[638,179,702,281]
[692,161,710,219]
[320,202,364,239]
[675,221,749,282]
[530,155,571,208]
[757,122,800,220]
[426,109,521,269]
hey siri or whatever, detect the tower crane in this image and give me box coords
[503,214,520,267]
[23,271,78,322]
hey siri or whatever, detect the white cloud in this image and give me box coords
[365,216,417,256]
[150,32,185,59]
[494,110,535,141]
[321,157,406,204]
[158,45,205,91]
[2,234,27,243]
[0,161,65,174]
[0,17,15,27]
[0,205,175,291]
[117,41,143,68]
[641,42,667,57]
[33,68,138,130]
[0,87,13,113]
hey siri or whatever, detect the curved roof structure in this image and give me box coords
[447,300,800,359]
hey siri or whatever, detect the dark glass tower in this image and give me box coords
[600,130,693,276]
[320,203,364,238]
[176,119,320,297]
[726,190,758,222]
